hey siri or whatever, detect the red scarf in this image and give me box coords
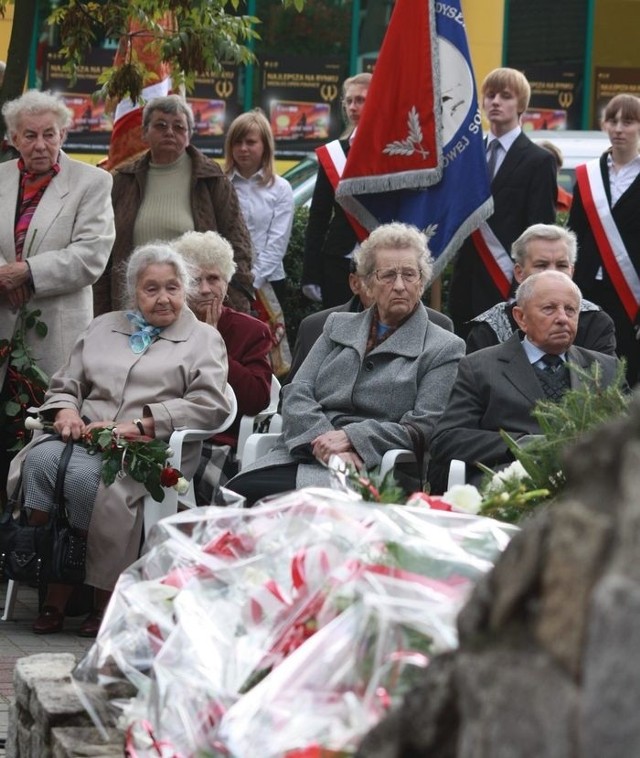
[14,157,60,260]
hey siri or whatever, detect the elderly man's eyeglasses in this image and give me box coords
[374,268,421,284]
[150,120,188,134]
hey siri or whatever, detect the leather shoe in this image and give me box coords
[78,609,104,638]
[32,606,64,635]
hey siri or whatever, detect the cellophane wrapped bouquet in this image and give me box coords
[73,487,516,757]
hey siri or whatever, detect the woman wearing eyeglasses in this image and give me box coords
[94,95,255,317]
[227,222,465,505]
[301,73,372,309]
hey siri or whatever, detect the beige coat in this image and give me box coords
[0,151,115,386]
[8,308,231,589]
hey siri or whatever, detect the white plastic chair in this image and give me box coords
[445,434,543,491]
[143,386,238,538]
[235,376,282,467]
[1,387,237,622]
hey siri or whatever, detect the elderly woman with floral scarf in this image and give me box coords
[8,243,231,637]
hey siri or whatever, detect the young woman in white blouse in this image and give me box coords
[224,110,295,305]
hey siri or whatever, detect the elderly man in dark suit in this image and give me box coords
[430,270,622,490]
[448,67,557,338]
[466,223,616,356]
[289,261,453,381]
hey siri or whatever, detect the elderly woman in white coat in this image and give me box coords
[0,90,115,494]
[8,243,231,636]
[227,222,465,505]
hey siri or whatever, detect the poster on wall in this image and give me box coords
[593,67,640,127]
[187,63,241,154]
[44,48,115,150]
[521,64,582,131]
[260,55,344,153]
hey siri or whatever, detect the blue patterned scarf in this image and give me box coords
[126,311,164,354]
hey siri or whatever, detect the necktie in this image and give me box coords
[536,354,569,401]
[486,139,501,180]
[541,353,563,372]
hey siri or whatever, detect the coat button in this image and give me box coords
[365,361,374,371]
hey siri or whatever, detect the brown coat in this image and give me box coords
[8,307,231,590]
[93,145,254,315]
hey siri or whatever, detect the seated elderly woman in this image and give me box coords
[226,222,466,505]
[7,243,232,636]
[172,230,272,503]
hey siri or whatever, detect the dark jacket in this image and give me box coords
[302,139,359,308]
[449,133,557,336]
[570,151,640,386]
[430,333,620,480]
[466,299,617,357]
[94,145,254,315]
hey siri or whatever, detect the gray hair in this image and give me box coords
[142,95,195,137]
[354,222,433,292]
[511,223,578,267]
[172,230,237,283]
[515,270,582,309]
[124,242,193,309]
[2,90,73,140]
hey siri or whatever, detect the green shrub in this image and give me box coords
[282,206,322,346]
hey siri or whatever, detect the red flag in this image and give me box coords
[336,0,493,279]
[338,0,442,195]
[102,17,173,170]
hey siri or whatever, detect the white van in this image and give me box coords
[526,129,610,192]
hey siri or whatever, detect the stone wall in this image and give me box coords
[358,396,640,757]
[7,653,123,757]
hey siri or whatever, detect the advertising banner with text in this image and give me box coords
[522,64,582,131]
[260,55,345,154]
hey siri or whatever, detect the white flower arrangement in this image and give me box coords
[441,484,482,515]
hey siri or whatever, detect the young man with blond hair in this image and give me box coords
[448,67,557,338]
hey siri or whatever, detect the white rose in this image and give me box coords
[441,484,482,514]
[174,477,190,495]
[484,460,529,495]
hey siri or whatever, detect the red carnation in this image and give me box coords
[160,466,180,487]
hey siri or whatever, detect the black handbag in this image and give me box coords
[0,438,87,585]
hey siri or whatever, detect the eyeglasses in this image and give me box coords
[149,120,189,134]
[374,268,421,284]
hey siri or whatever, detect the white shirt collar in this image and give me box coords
[521,336,566,365]
[487,125,521,153]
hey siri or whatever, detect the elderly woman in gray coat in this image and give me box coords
[227,222,465,505]
[8,243,232,636]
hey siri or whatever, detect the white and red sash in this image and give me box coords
[576,160,640,323]
[316,140,368,242]
[470,223,514,299]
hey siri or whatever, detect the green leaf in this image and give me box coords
[35,321,48,338]
[4,400,20,416]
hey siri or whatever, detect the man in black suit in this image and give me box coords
[430,271,621,490]
[466,223,616,356]
[448,67,557,338]
[289,261,453,381]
